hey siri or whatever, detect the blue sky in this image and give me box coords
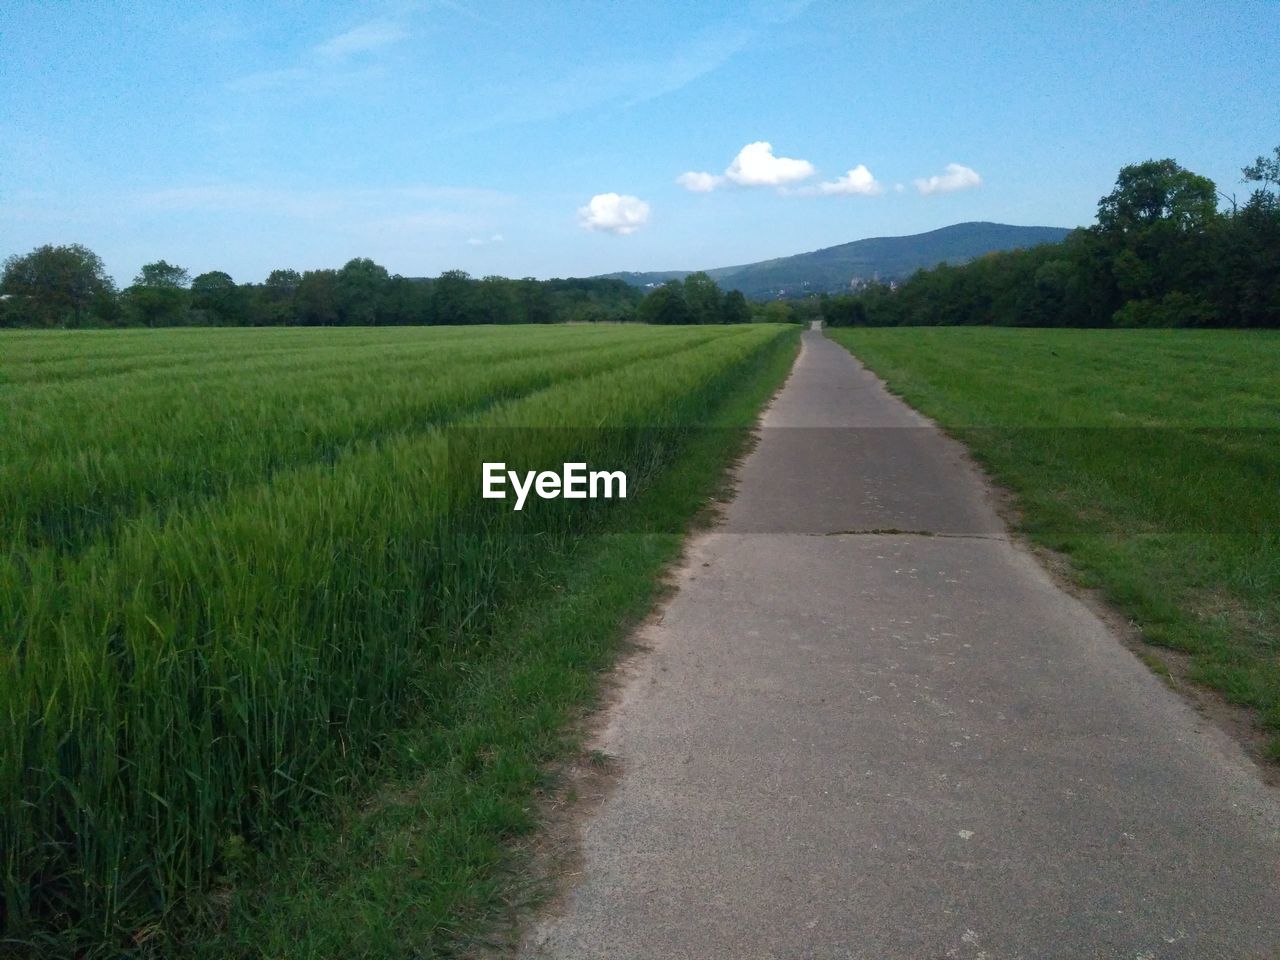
[2,0,1276,285]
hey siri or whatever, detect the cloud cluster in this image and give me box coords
[577,149,981,240]
[679,141,816,192]
[914,163,982,195]
[674,142,981,202]
[577,193,651,235]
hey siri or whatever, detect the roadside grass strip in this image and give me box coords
[826,327,1280,756]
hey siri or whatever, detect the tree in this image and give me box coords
[638,281,691,325]
[123,259,191,326]
[295,269,340,325]
[761,300,794,324]
[380,275,431,325]
[190,271,246,325]
[682,271,723,324]
[134,260,190,289]
[432,270,477,325]
[250,268,302,325]
[517,278,556,324]
[1094,160,1220,323]
[721,289,752,324]
[1242,145,1280,215]
[335,257,390,325]
[0,243,115,326]
[1096,159,1218,235]
[1243,145,1280,194]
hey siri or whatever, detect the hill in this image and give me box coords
[600,222,1075,299]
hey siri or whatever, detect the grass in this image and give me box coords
[0,323,800,957]
[826,326,1280,754]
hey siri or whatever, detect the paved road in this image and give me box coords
[520,328,1280,959]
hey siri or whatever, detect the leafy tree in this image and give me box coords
[682,271,723,324]
[1096,159,1218,234]
[135,260,191,289]
[335,257,390,325]
[721,289,752,324]
[380,275,431,325]
[822,295,867,327]
[123,260,191,326]
[190,271,247,325]
[295,269,340,325]
[638,281,691,325]
[1,243,115,326]
[1243,146,1280,194]
[517,278,556,324]
[1242,145,1280,220]
[760,300,794,324]
[250,268,302,325]
[431,270,477,325]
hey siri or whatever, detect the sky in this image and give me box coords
[2,0,1277,286]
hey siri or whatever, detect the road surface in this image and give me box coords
[519,327,1280,960]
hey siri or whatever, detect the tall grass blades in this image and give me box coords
[0,323,797,953]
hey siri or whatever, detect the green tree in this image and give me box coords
[1096,159,1218,235]
[135,260,190,289]
[295,269,340,325]
[638,281,691,325]
[682,271,723,324]
[517,278,556,324]
[761,300,794,324]
[721,289,752,324]
[335,257,390,325]
[190,271,246,325]
[251,268,302,325]
[0,243,115,326]
[1242,145,1280,215]
[123,260,191,326]
[1242,145,1280,194]
[380,275,431,325]
[431,270,478,325]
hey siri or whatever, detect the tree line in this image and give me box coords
[636,272,808,325]
[0,254,652,328]
[0,246,822,330]
[823,147,1280,329]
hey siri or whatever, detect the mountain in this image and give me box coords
[599,222,1075,299]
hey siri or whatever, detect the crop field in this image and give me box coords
[827,327,1280,753]
[0,323,799,955]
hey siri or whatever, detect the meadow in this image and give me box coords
[827,327,1280,754]
[0,323,799,956]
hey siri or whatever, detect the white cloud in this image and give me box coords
[914,163,982,195]
[677,141,816,192]
[577,193,651,235]
[315,20,408,60]
[676,171,725,193]
[467,233,505,246]
[815,164,884,196]
[725,141,815,187]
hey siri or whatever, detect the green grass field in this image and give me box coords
[826,327,1280,755]
[0,323,799,957]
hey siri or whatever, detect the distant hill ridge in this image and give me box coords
[599,221,1074,299]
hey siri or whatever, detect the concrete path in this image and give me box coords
[520,328,1280,959]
